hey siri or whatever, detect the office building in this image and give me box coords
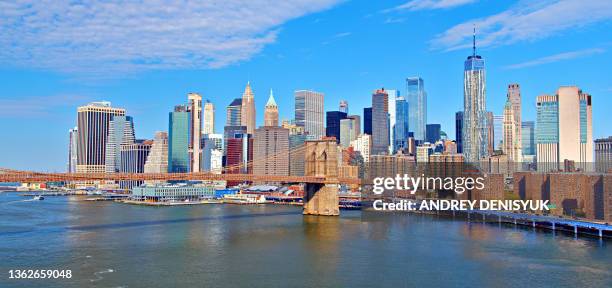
[68,127,78,173]
[595,137,612,173]
[426,124,441,144]
[76,102,126,173]
[351,134,371,162]
[105,115,135,173]
[371,88,389,155]
[394,96,409,152]
[416,143,434,163]
[120,140,152,189]
[254,126,289,176]
[240,82,256,134]
[406,77,426,142]
[202,133,223,151]
[282,119,305,135]
[169,105,189,173]
[289,133,307,176]
[363,107,372,135]
[536,86,593,171]
[462,29,488,163]
[226,98,242,126]
[339,100,348,114]
[455,111,463,153]
[493,114,503,151]
[340,118,357,148]
[203,100,215,134]
[387,89,399,153]
[486,112,495,156]
[521,121,535,157]
[326,111,347,143]
[202,139,223,174]
[503,99,521,162]
[347,115,361,139]
[264,89,279,126]
[188,93,202,172]
[144,131,168,174]
[295,90,325,140]
[225,133,253,175]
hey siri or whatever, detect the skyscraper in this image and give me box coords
[254,126,289,176]
[340,118,357,148]
[371,88,389,155]
[347,115,361,137]
[240,82,256,134]
[536,86,593,171]
[521,121,535,157]
[394,97,409,152]
[144,131,168,174]
[295,90,325,140]
[386,89,399,153]
[68,127,78,173]
[264,89,279,127]
[486,112,495,156]
[455,111,463,153]
[188,93,202,172]
[120,140,152,189]
[351,134,371,162]
[503,84,522,162]
[462,28,487,163]
[406,77,426,142]
[595,137,612,173]
[168,105,189,173]
[76,102,126,173]
[326,111,347,143]
[203,100,215,134]
[339,100,348,114]
[426,124,441,144]
[105,115,135,173]
[493,115,504,151]
[226,98,242,126]
[363,107,372,135]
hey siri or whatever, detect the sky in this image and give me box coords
[1,0,611,172]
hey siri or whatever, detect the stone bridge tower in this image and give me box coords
[303,138,340,216]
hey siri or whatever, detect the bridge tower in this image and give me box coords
[303,138,340,216]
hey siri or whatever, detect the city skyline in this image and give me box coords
[1,0,612,171]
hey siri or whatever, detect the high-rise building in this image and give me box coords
[595,136,612,173]
[508,84,522,141]
[426,124,441,144]
[503,100,521,162]
[68,127,78,173]
[455,111,463,154]
[282,119,305,135]
[351,134,371,162]
[493,115,503,151]
[347,115,361,138]
[225,133,252,175]
[264,89,279,127]
[120,140,152,189]
[169,105,190,173]
[188,93,202,172]
[144,131,168,174]
[254,127,289,176]
[363,107,372,135]
[104,115,135,173]
[240,82,256,134]
[371,88,389,155]
[76,102,126,173]
[202,133,223,151]
[486,112,495,156]
[326,111,347,143]
[417,143,434,163]
[462,28,487,163]
[340,118,358,148]
[536,86,593,171]
[295,90,325,140]
[203,100,215,134]
[394,97,410,152]
[202,138,223,174]
[226,98,242,126]
[339,100,348,114]
[386,89,399,153]
[521,121,535,157]
[406,77,426,142]
[289,133,307,176]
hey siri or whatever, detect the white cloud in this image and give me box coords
[0,0,341,74]
[385,0,477,12]
[431,0,612,51]
[504,48,605,69]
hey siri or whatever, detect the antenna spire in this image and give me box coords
[472,24,476,57]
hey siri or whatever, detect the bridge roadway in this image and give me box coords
[0,169,361,185]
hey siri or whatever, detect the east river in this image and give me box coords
[1,192,611,287]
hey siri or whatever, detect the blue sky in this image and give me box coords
[1,0,611,171]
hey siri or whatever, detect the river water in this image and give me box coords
[1,192,610,287]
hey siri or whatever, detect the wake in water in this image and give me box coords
[1,198,41,205]
[90,268,114,282]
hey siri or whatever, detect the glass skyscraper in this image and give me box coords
[394,96,409,152]
[521,121,535,156]
[226,98,242,126]
[326,111,347,143]
[105,115,135,173]
[295,90,325,140]
[363,107,372,135]
[371,88,389,155]
[406,77,426,142]
[169,105,190,173]
[386,89,399,154]
[462,30,487,163]
[455,111,463,153]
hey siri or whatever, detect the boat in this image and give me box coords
[33,195,45,200]
[223,193,268,204]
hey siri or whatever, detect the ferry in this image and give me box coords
[223,193,268,204]
[32,195,45,201]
